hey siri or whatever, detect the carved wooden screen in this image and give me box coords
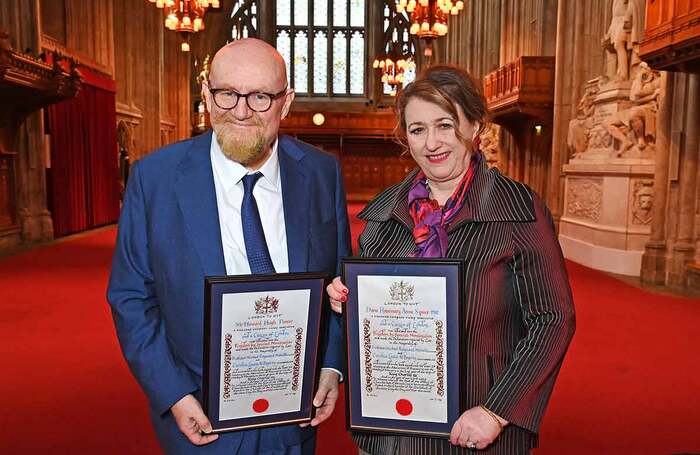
[381,0,417,95]
[230,0,258,40]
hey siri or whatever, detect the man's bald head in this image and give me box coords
[209,38,288,92]
[203,38,294,170]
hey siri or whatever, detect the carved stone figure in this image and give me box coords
[567,84,599,159]
[604,62,661,157]
[602,0,645,81]
[480,123,501,168]
[632,180,653,225]
[196,54,211,86]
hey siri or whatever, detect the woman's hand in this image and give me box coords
[449,406,505,450]
[326,276,348,314]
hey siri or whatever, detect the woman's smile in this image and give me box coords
[426,151,451,163]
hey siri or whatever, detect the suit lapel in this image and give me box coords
[174,131,226,276]
[278,136,310,273]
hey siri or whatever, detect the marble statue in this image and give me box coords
[604,62,661,157]
[602,0,645,81]
[567,84,598,159]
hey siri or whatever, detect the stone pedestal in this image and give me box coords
[559,160,655,276]
[561,61,662,278]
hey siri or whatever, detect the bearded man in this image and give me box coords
[107,38,350,454]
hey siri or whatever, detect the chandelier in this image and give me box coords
[148,0,220,51]
[396,0,464,55]
[373,42,416,96]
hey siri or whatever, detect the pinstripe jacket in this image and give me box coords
[352,157,576,455]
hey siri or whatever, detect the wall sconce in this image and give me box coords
[312,113,325,126]
[534,124,543,135]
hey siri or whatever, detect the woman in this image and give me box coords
[327,65,575,454]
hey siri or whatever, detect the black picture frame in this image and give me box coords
[203,272,327,433]
[342,257,465,438]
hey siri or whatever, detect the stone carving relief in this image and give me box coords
[604,62,661,158]
[480,123,501,168]
[602,0,645,82]
[631,179,653,225]
[566,1,662,162]
[567,82,599,159]
[566,178,603,222]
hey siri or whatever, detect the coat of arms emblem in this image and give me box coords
[389,280,414,301]
[255,295,279,314]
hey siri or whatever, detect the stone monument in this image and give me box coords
[559,0,661,276]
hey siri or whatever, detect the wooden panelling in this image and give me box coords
[640,0,700,72]
[281,110,397,138]
[483,56,555,198]
[282,110,411,201]
[483,56,555,120]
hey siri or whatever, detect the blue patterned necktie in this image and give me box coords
[241,172,276,274]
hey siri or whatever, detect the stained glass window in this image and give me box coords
[294,30,309,92]
[230,0,258,41]
[350,31,364,94]
[332,31,347,94]
[277,29,291,86]
[313,31,328,94]
[275,0,366,96]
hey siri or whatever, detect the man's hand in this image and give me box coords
[171,394,219,446]
[449,406,506,450]
[300,369,340,427]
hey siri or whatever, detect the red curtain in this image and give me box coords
[48,80,119,237]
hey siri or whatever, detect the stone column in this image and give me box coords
[0,0,54,248]
[669,73,699,287]
[549,0,580,224]
[641,71,673,284]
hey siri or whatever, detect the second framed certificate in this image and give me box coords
[342,258,465,438]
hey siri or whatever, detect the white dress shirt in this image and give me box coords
[210,133,289,276]
[209,132,343,381]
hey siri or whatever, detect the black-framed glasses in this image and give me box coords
[207,86,288,112]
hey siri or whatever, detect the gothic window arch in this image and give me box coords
[274,0,366,96]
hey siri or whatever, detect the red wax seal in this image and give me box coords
[252,398,269,413]
[395,399,413,416]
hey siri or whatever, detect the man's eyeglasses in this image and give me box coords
[207,86,288,113]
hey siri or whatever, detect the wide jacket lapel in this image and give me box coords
[174,131,226,276]
[278,136,310,273]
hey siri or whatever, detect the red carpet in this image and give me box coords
[1,207,699,454]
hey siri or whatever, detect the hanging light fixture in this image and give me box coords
[373,41,416,97]
[148,0,220,51]
[395,0,464,56]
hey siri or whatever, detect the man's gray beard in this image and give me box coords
[213,121,268,167]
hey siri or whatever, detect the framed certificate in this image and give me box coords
[203,272,327,433]
[342,258,465,437]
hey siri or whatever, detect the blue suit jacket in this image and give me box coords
[107,131,351,454]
